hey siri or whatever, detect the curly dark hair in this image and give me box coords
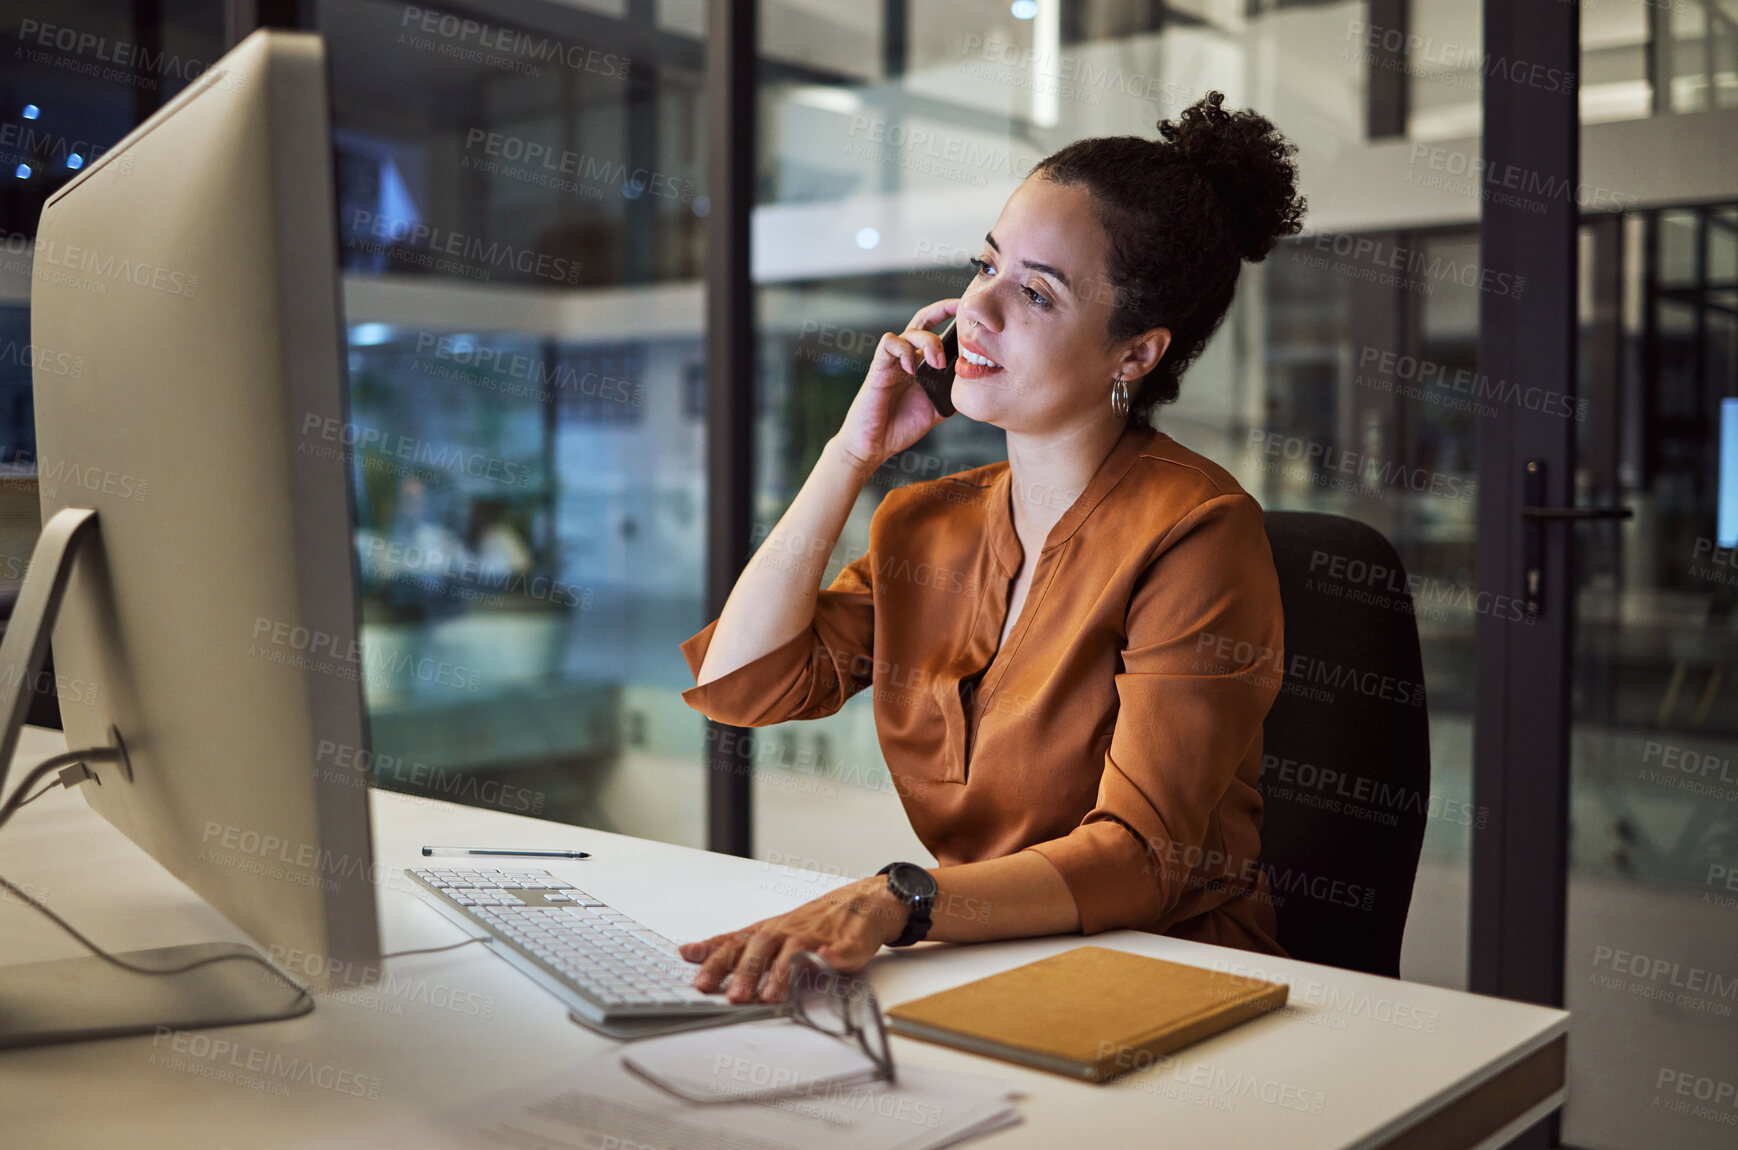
[1033,91,1306,422]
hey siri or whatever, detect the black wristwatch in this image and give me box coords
[876,862,937,947]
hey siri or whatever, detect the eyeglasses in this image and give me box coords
[632,951,896,1106]
[786,950,896,1090]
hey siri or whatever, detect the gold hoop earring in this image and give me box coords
[1110,375,1129,420]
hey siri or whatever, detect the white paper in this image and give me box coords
[623,1017,882,1101]
[301,1044,1021,1150]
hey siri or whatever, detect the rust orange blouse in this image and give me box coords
[677,421,1287,957]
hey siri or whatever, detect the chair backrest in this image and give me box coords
[1257,511,1430,978]
[0,581,62,731]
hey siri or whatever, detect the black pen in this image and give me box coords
[422,846,591,859]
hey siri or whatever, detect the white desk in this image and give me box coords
[0,727,1567,1149]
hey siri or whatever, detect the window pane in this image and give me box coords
[319,0,708,845]
[750,1,1483,989]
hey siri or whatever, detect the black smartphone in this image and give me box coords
[912,317,958,418]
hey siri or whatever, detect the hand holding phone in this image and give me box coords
[831,302,958,475]
[912,317,958,418]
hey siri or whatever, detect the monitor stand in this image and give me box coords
[0,508,313,1048]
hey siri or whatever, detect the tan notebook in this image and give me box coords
[885,946,1288,1082]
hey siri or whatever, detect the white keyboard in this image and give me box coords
[405,866,770,1026]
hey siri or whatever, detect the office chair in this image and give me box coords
[0,581,62,731]
[1256,512,1430,978]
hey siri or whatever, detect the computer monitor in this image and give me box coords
[3,28,379,1042]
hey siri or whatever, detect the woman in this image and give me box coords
[676,91,1306,1004]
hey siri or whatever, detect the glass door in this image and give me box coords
[1559,205,1738,1149]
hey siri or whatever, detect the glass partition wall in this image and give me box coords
[1,1,718,847]
[1563,200,1738,1150]
[313,0,712,845]
[747,0,1496,978]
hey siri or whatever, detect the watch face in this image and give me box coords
[882,863,936,947]
[888,862,937,902]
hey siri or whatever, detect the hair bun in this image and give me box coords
[1156,91,1306,263]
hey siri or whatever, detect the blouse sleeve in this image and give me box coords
[676,543,877,728]
[1024,492,1283,934]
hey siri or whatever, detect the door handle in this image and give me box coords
[1519,459,1634,617]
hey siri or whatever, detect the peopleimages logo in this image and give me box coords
[249,615,482,693]
[461,130,694,202]
[33,457,149,502]
[397,6,630,79]
[1094,1042,1327,1113]
[198,821,396,897]
[413,333,643,407]
[1260,754,1488,830]
[843,116,1040,185]
[1344,20,1575,96]
[1249,429,1476,505]
[955,32,1205,109]
[1404,144,1636,213]
[1654,1068,1738,1127]
[1309,548,1531,626]
[299,414,531,489]
[0,337,83,379]
[1355,347,1586,423]
[0,122,118,173]
[30,239,198,297]
[267,945,496,1020]
[344,209,582,285]
[1302,233,1525,299]
[149,1026,382,1099]
[1194,630,1428,708]
[16,19,249,90]
[315,740,546,815]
